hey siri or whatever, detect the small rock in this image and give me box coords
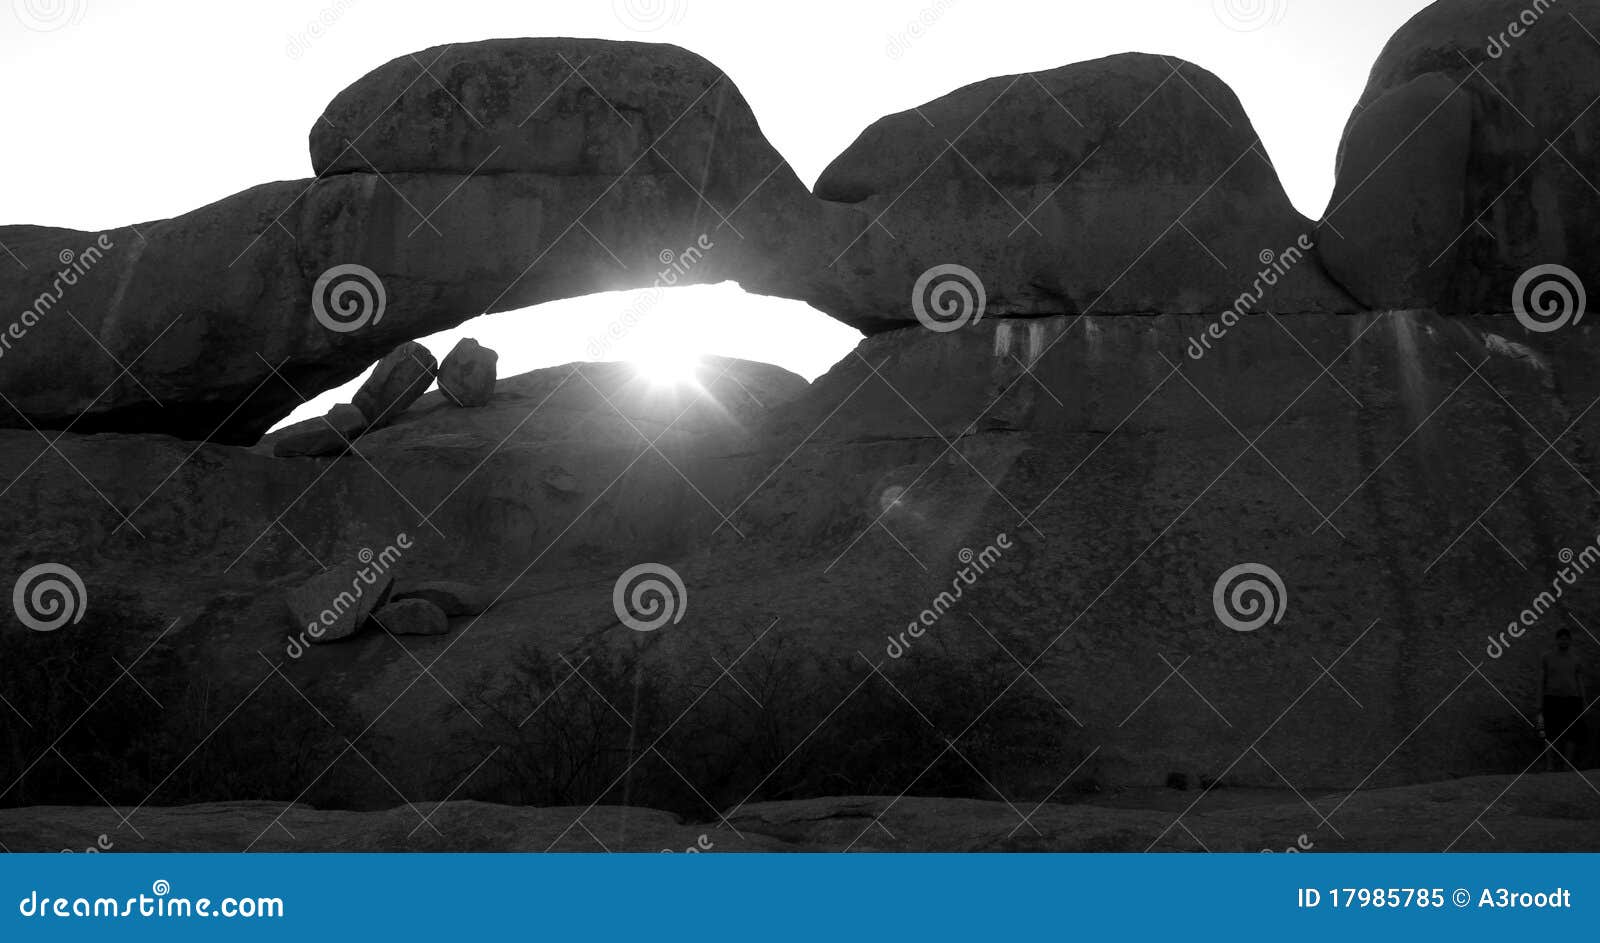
[391,580,495,617]
[284,564,394,643]
[272,403,369,458]
[438,338,498,408]
[371,598,449,636]
[354,342,437,428]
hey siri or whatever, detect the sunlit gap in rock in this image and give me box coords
[269,283,863,432]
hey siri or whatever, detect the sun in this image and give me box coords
[630,349,702,387]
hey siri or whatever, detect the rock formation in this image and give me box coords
[272,402,367,458]
[437,338,498,408]
[815,53,1357,323]
[354,342,437,427]
[1319,0,1600,311]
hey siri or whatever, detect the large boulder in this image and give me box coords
[1319,0,1600,312]
[354,342,437,427]
[0,39,835,443]
[437,338,498,408]
[1320,73,1472,308]
[284,561,395,643]
[813,53,1357,328]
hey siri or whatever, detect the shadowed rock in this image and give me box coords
[1319,0,1600,311]
[284,563,395,643]
[354,342,437,428]
[371,598,449,636]
[814,53,1357,325]
[438,338,498,408]
[272,403,367,458]
[392,580,496,617]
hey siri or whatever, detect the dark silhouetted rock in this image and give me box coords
[354,342,437,427]
[1320,72,1471,308]
[0,39,829,442]
[438,338,498,407]
[284,563,395,643]
[272,403,368,458]
[1319,0,1600,311]
[813,53,1356,326]
[371,598,449,636]
[392,580,495,617]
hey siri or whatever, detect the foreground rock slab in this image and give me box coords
[1,773,1594,851]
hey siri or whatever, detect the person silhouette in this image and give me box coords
[1540,627,1587,771]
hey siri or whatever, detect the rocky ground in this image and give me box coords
[4,772,1597,852]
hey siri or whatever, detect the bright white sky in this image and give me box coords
[1,0,1432,428]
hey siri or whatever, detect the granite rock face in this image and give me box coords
[1319,0,1600,311]
[814,53,1358,327]
[9,326,1599,805]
